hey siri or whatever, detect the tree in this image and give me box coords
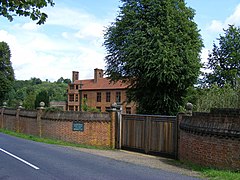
[0,0,54,25]
[35,90,49,108]
[0,41,14,105]
[204,25,240,88]
[104,0,203,115]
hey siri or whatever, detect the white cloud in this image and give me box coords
[207,20,223,32]
[207,3,240,33]
[0,3,115,81]
[226,4,240,26]
[75,22,104,39]
[21,22,40,31]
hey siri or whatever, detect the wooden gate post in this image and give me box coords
[144,116,151,153]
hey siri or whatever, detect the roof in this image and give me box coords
[74,78,129,90]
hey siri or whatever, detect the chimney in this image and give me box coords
[72,71,79,82]
[94,68,104,83]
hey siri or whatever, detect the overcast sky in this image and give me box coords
[0,0,240,81]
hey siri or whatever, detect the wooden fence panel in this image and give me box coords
[121,114,177,158]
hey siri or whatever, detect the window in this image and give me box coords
[69,94,74,102]
[126,107,131,114]
[68,106,74,111]
[75,94,78,102]
[97,92,101,102]
[84,94,88,99]
[70,84,74,90]
[76,85,79,90]
[116,92,121,103]
[106,92,111,102]
[75,106,78,111]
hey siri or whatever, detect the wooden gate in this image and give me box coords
[120,114,177,159]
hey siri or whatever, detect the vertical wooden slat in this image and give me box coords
[121,114,177,158]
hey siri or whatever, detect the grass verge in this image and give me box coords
[170,160,240,180]
[0,128,111,150]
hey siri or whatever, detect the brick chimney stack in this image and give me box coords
[72,71,79,82]
[94,68,104,83]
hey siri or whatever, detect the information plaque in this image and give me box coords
[72,121,84,132]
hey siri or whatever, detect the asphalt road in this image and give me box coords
[0,133,200,180]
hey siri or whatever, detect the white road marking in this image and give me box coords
[0,148,40,170]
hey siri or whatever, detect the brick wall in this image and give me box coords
[179,109,240,171]
[0,108,115,148]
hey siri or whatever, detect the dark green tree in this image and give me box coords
[204,25,240,88]
[35,90,49,108]
[104,0,203,115]
[0,0,54,25]
[0,41,14,105]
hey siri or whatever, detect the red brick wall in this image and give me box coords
[42,119,111,147]
[0,108,115,148]
[179,109,240,171]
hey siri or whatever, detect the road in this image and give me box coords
[0,133,199,180]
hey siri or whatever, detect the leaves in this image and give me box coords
[104,0,203,115]
[205,25,240,87]
[0,0,55,24]
[0,41,14,105]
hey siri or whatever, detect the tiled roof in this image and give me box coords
[74,78,129,90]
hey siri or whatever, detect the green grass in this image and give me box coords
[172,161,240,180]
[0,128,111,150]
[192,165,240,180]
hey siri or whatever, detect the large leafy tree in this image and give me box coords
[204,25,240,88]
[104,0,203,115]
[0,41,14,105]
[0,0,54,24]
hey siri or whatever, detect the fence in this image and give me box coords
[121,114,177,158]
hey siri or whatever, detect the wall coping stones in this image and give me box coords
[41,111,111,122]
[180,108,240,139]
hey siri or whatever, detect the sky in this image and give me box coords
[0,0,240,81]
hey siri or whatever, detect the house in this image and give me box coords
[50,101,67,111]
[67,68,136,114]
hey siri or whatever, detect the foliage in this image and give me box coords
[193,83,240,112]
[0,0,55,25]
[35,90,49,108]
[56,77,71,84]
[6,78,68,109]
[0,41,14,105]
[104,0,203,115]
[204,25,240,88]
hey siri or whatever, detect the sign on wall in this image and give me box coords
[72,121,84,132]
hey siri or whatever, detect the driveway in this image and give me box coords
[72,147,201,178]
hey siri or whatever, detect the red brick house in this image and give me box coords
[67,68,136,114]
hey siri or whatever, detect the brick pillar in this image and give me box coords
[0,107,4,129]
[176,112,185,160]
[16,108,21,132]
[109,110,117,149]
[37,102,45,138]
